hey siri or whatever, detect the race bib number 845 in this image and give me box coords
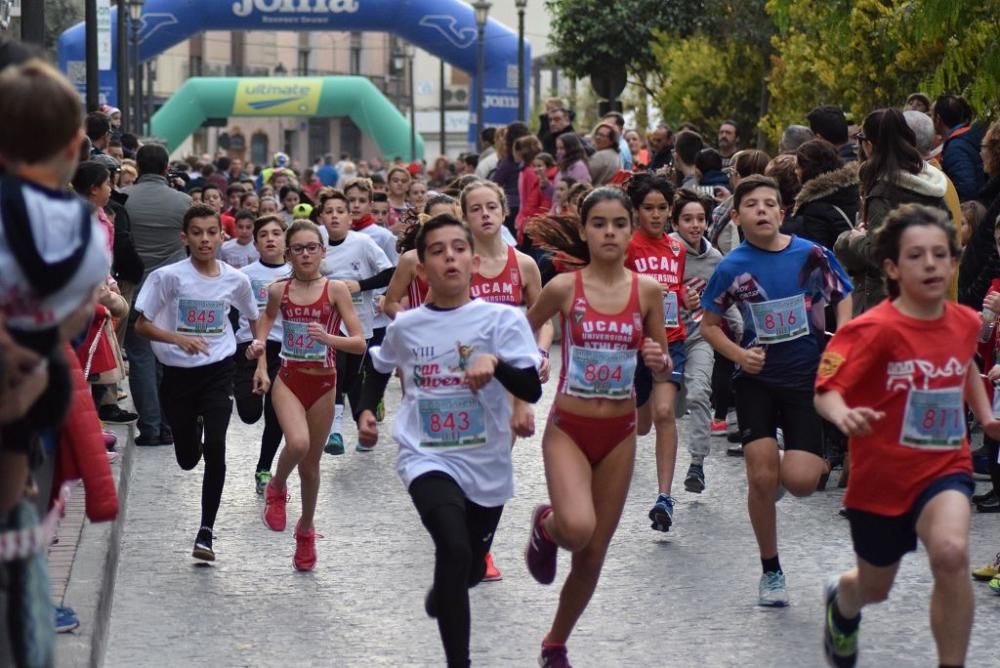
[176,299,226,336]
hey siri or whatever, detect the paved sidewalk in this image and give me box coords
[102,355,1000,667]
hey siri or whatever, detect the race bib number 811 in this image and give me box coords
[900,387,964,449]
[418,396,487,448]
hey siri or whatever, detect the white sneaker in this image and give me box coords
[758,571,789,607]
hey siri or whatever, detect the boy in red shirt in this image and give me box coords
[815,205,1000,668]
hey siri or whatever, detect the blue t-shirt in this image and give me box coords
[702,234,852,390]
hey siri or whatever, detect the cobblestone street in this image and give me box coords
[104,356,1000,667]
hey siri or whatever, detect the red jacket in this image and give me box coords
[54,344,118,522]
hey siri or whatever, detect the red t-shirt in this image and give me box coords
[625,229,686,342]
[815,300,978,516]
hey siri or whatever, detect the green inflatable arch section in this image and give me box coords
[150,76,424,160]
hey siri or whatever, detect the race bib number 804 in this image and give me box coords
[565,346,637,400]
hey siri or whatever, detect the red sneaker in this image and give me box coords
[525,504,557,585]
[710,419,726,436]
[483,552,502,582]
[262,480,288,532]
[293,523,317,571]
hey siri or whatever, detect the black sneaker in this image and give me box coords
[135,432,169,447]
[192,527,215,561]
[98,405,138,424]
[684,463,705,493]
[726,444,744,457]
[160,426,174,445]
[973,490,998,505]
[424,588,437,618]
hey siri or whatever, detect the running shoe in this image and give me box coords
[726,444,744,457]
[324,432,345,456]
[192,527,215,561]
[255,470,272,496]
[55,605,80,633]
[483,552,502,582]
[525,504,557,585]
[973,490,998,505]
[98,404,137,424]
[539,644,572,668]
[725,409,741,443]
[102,429,118,450]
[758,571,789,607]
[989,576,1000,595]
[823,578,859,667]
[293,523,317,571]
[648,494,674,532]
[356,440,376,452]
[262,481,288,531]
[710,419,726,436]
[974,552,1000,581]
[684,464,705,494]
[375,397,385,423]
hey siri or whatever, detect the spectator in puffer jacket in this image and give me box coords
[785,139,859,251]
[933,94,986,202]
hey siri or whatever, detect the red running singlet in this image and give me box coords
[279,278,342,369]
[470,245,523,306]
[407,275,429,310]
[557,270,644,396]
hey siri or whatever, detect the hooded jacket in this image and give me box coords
[835,161,948,314]
[941,123,986,202]
[669,232,741,344]
[785,163,859,251]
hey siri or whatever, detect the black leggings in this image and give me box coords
[234,341,283,473]
[409,472,503,668]
[335,347,365,421]
[711,351,736,421]
[161,358,234,530]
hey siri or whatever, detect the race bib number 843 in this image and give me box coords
[418,396,487,448]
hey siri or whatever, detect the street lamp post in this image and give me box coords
[515,0,527,121]
[129,0,143,135]
[472,1,490,142]
[405,43,416,162]
[117,0,129,129]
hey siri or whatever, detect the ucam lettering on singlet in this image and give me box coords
[284,305,323,319]
[232,0,359,18]
[581,320,634,337]
[470,281,514,299]
[632,256,680,276]
[886,358,969,392]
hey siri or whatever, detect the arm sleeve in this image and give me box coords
[494,360,542,403]
[356,364,392,415]
[368,319,400,374]
[358,267,395,292]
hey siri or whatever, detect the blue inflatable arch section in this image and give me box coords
[58,0,529,140]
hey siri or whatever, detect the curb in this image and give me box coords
[56,423,135,668]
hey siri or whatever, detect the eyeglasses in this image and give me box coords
[289,243,324,255]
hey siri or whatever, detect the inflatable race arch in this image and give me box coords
[58,0,530,142]
[150,76,424,158]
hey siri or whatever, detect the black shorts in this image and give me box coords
[635,340,687,407]
[732,375,822,455]
[846,472,975,567]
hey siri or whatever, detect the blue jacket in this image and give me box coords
[942,123,985,201]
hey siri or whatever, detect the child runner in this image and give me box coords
[523,188,671,667]
[386,166,412,232]
[815,204,1000,668]
[623,174,693,531]
[371,191,391,227]
[233,215,290,494]
[700,175,852,606]
[461,180,553,581]
[668,189,741,494]
[346,178,400,423]
[219,209,260,268]
[356,213,541,667]
[314,190,394,454]
[249,220,366,570]
[134,204,258,561]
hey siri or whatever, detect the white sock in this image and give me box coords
[333,403,344,435]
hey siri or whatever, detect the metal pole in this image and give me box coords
[132,18,142,137]
[408,54,416,161]
[85,0,99,111]
[20,0,44,45]
[475,24,485,141]
[439,59,446,157]
[145,60,153,136]
[117,0,129,128]
[517,8,525,121]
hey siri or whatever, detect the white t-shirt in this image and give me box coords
[220,238,260,269]
[320,230,392,339]
[135,258,257,367]
[370,300,540,507]
[0,179,110,333]
[356,223,399,330]
[236,261,291,344]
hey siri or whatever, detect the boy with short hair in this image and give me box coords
[134,204,258,561]
[220,209,260,268]
[371,191,391,227]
